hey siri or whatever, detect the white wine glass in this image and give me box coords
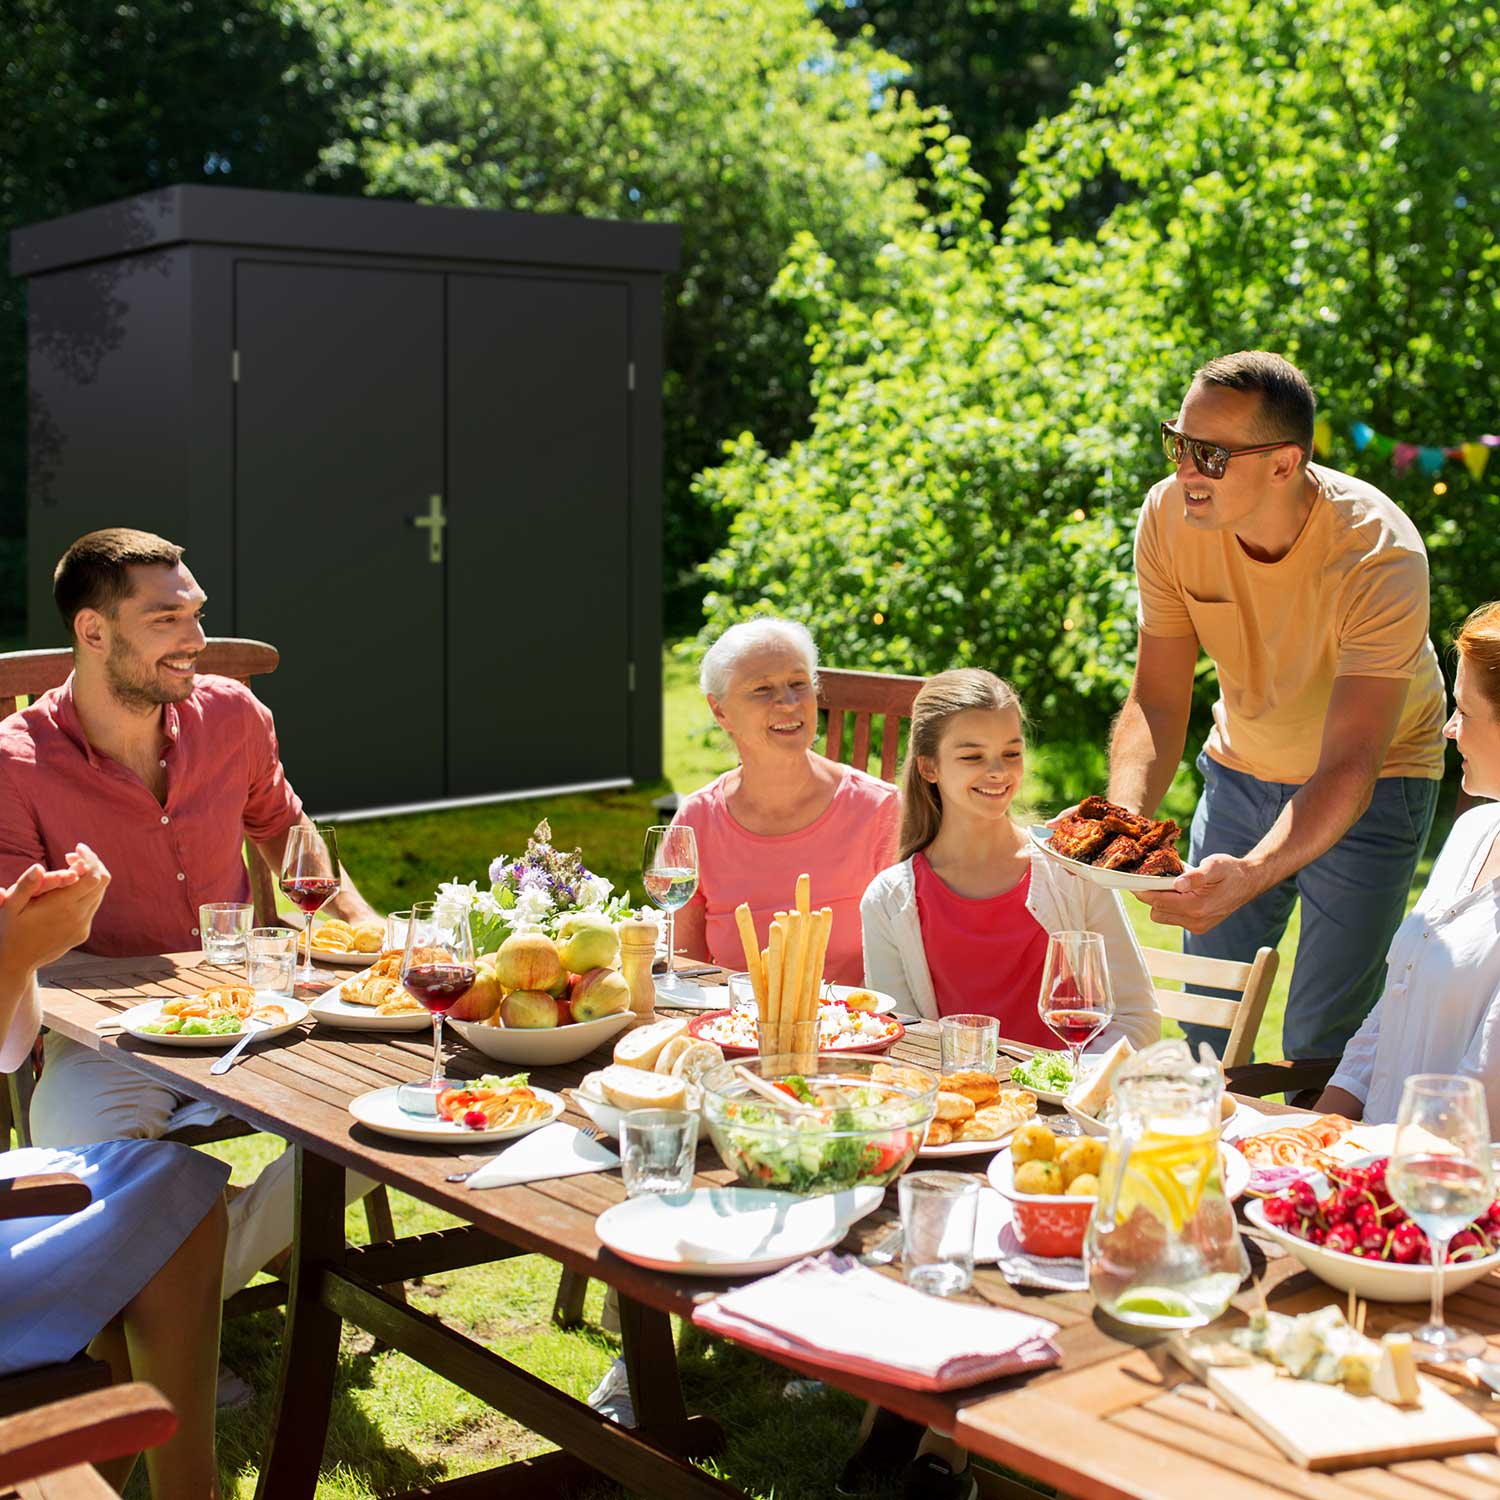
[642,824,699,997]
[1387,1073,1494,1361]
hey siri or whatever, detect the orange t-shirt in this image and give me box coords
[673,765,901,985]
[1134,463,1446,784]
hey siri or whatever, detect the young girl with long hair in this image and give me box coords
[860,669,1159,1048]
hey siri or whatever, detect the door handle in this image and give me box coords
[409,494,445,564]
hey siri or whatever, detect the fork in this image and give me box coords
[444,1125,601,1183]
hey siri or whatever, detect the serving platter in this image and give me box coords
[1028,824,1189,891]
[308,986,431,1032]
[119,996,309,1048]
[595,1185,884,1275]
[347,1085,564,1145]
[687,1008,904,1059]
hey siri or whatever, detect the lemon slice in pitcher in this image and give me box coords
[1111,1129,1218,1232]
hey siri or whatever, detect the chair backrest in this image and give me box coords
[817,668,926,783]
[0,1381,175,1489]
[0,639,283,926]
[1141,944,1280,1070]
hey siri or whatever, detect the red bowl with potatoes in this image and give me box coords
[986,1131,1099,1258]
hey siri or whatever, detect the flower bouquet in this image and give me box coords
[437,820,638,956]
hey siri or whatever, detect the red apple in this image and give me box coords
[448,961,503,1023]
[499,989,560,1029]
[569,967,631,1022]
[494,932,563,994]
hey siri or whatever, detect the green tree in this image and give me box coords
[698,0,1500,776]
[307,0,929,630]
[0,0,345,631]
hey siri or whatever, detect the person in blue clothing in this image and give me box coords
[0,845,228,1500]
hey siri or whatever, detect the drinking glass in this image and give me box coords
[397,899,476,1114]
[620,1108,699,1196]
[1037,931,1114,1082]
[642,824,699,996]
[727,971,757,1013]
[939,1013,998,1076]
[279,824,342,984]
[1388,1073,1494,1361]
[199,902,253,965]
[899,1172,979,1296]
[246,926,298,995]
[385,909,414,952]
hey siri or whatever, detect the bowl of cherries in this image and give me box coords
[1243,1154,1500,1302]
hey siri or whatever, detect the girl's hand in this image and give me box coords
[0,845,111,971]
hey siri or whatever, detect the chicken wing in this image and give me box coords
[1049,816,1112,862]
[1138,847,1184,877]
[1097,835,1145,871]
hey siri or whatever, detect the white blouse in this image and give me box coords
[1328,803,1500,1134]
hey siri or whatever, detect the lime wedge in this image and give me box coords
[1112,1286,1196,1321]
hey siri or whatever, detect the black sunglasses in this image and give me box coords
[1160,421,1302,481]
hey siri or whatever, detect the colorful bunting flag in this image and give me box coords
[1463,442,1492,480]
[1333,419,1498,482]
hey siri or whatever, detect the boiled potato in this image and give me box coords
[1066,1173,1099,1197]
[1014,1159,1064,1195]
[1220,1093,1236,1121]
[1010,1121,1056,1166]
[1057,1138,1104,1185]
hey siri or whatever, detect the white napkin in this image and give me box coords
[464,1122,619,1190]
[695,1252,1059,1390]
[972,1188,1087,1291]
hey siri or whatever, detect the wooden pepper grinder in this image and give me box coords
[616,915,659,1027]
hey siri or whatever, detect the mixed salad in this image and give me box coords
[140,1014,246,1037]
[1009,1051,1074,1093]
[711,1074,925,1194]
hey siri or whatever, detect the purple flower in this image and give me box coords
[488,857,510,885]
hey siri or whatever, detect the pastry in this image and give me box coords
[924,1119,955,1146]
[934,1090,977,1122]
[939,1069,1000,1106]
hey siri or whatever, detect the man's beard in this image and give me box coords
[105,637,196,710]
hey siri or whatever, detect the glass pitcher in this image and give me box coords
[1085,1040,1248,1329]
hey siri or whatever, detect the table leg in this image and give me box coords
[253,1147,345,1500]
[619,1294,686,1430]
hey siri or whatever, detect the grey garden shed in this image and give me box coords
[12,185,679,817]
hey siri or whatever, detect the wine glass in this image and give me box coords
[279,823,341,985]
[1387,1073,1494,1361]
[1037,929,1114,1085]
[397,899,476,1113]
[642,824,699,996]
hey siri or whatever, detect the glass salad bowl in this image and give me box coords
[699,1055,938,1197]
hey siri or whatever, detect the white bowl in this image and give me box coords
[450,1009,634,1066]
[569,1082,703,1140]
[1244,1191,1500,1303]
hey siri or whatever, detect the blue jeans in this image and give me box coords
[1180,751,1439,1062]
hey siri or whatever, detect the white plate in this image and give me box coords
[1245,1178,1500,1302]
[987,1139,1250,1201]
[119,995,309,1048]
[1002,1051,1078,1106]
[917,1129,1022,1160]
[307,946,382,968]
[307,989,432,1032]
[823,984,898,1016]
[347,1084,564,1145]
[1028,824,1189,891]
[595,1185,885,1275]
[653,977,733,1011]
[451,1010,635,1066]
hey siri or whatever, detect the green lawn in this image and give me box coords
[98,647,1450,1497]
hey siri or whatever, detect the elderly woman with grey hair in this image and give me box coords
[672,618,901,984]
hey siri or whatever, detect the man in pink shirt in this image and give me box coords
[0,528,380,1292]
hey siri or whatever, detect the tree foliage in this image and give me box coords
[0,0,344,629]
[307,0,930,630]
[698,0,1500,754]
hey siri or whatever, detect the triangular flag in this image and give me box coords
[1463,442,1491,480]
[1370,434,1395,456]
[1351,421,1375,451]
[1393,442,1419,472]
[1313,417,1333,456]
[1418,446,1446,474]
[1484,435,1500,447]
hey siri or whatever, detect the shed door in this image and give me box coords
[234,262,445,813]
[445,274,632,797]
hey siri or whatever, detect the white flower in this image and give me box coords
[579,873,613,908]
[437,879,479,910]
[514,886,554,927]
[473,889,502,919]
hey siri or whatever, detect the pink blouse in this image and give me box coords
[674,766,901,985]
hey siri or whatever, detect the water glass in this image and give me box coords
[385,909,414,952]
[939,1013,998,1076]
[246,926,298,995]
[727,971,758,1013]
[200,902,253,964]
[899,1171,979,1296]
[620,1108,699,1197]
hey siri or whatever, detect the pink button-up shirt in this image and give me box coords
[0,674,303,957]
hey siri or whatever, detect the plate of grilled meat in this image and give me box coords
[1031,795,1191,890]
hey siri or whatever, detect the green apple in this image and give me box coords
[569,967,631,1022]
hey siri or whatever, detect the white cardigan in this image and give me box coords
[860,850,1162,1050]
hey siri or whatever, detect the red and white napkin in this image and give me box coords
[693,1252,1060,1391]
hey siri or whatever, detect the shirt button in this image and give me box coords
[159,759,166,768]
[191,927,199,936]
[160,815,169,825]
[177,872,186,882]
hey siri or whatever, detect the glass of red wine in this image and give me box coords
[279,823,341,986]
[397,899,476,1114]
[1037,930,1114,1113]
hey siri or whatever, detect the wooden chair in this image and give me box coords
[0,1383,176,1499]
[1141,942,1339,1100]
[817,667,926,783]
[0,639,401,1297]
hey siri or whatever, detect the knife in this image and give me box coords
[1465,1358,1500,1397]
[210,1017,269,1075]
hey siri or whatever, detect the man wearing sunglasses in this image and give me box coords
[1110,351,1445,1066]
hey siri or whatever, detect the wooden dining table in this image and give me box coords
[35,951,1500,1500]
